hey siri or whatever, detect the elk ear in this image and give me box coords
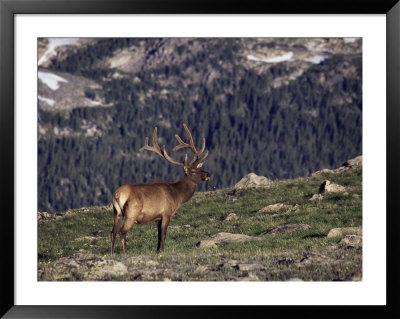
[184,166,189,174]
[196,162,204,168]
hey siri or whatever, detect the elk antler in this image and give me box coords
[172,124,208,166]
[139,127,185,166]
[140,124,208,167]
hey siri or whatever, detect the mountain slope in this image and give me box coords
[37,37,362,213]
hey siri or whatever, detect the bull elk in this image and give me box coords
[111,124,210,255]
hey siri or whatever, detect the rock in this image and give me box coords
[309,194,323,201]
[262,223,311,235]
[222,213,238,222]
[234,173,273,189]
[237,263,266,271]
[339,235,362,249]
[344,272,362,281]
[297,252,341,267]
[195,265,209,272]
[219,259,240,268]
[196,232,260,248]
[40,253,128,281]
[311,156,362,176]
[327,226,362,238]
[235,273,261,281]
[342,155,362,168]
[311,168,334,177]
[333,155,362,173]
[37,211,55,221]
[286,277,304,281]
[144,260,159,267]
[258,203,298,214]
[318,180,346,193]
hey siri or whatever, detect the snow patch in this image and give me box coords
[343,38,359,43]
[38,95,55,107]
[38,71,68,90]
[86,98,102,106]
[38,38,80,66]
[247,52,293,63]
[304,56,328,64]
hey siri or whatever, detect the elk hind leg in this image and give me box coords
[119,217,136,255]
[111,204,123,256]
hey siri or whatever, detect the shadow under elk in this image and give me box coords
[111,124,210,255]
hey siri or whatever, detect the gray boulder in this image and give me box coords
[339,235,362,249]
[327,226,362,238]
[319,180,346,193]
[234,173,273,189]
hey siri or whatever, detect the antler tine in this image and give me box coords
[139,127,164,158]
[189,149,209,165]
[172,124,206,155]
[198,137,206,155]
[183,124,197,153]
[172,134,190,152]
[162,145,185,166]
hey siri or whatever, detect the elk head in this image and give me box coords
[139,124,210,184]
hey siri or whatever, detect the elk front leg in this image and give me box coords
[157,216,171,252]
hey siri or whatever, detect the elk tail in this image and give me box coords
[112,191,125,218]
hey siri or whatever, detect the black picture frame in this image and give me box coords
[1,0,399,318]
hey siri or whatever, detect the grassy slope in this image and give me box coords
[38,166,362,281]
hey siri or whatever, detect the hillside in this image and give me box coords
[37,37,362,213]
[38,156,362,281]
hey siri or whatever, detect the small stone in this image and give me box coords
[144,260,159,267]
[327,227,362,238]
[223,213,238,222]
[339,235,362,249]
[258,203,291,213]
[310,194,323,201]
[196,232,260,248]
[286,277,303,281]
[236,273,260,281]
[237,263,265,271]
[195,265,209,272]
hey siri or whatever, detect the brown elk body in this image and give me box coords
[111,124,210,255]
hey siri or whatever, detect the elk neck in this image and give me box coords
[172,174,198,205]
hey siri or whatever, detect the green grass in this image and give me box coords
[38,167,362,281]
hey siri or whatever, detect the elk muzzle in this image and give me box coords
[202,171,211,181]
